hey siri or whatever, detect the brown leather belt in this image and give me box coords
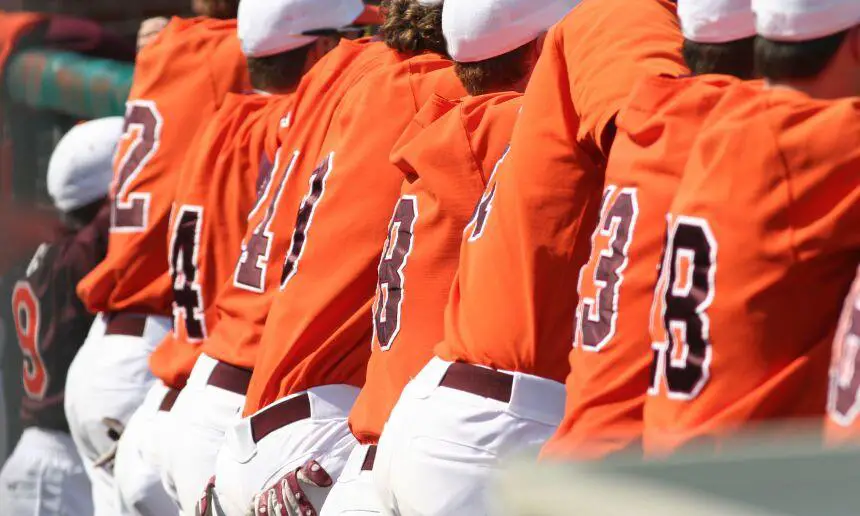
[361,445,377,471]
[206,361,253,395]
[158,388,181,412]
[250,393,311,443]
[105,313,147,337]
[439,362,514,403]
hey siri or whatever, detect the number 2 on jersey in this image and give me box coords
[12,282,47,399]
[649,216,718,400]
[112,101,163,232]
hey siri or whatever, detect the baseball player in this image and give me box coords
[541,0,757,460]
[65,3,249,514]
[320,1,575,514]
[0,117,123,516]
[642,0,860,456]
[144,1,381,512]
[828,265,860,444]
[199,2,468,514]
[136,1,398,514]
[374,0,687,512]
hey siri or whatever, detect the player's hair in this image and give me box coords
[380,0,447,56]
[454,41,534,96]
[197,0,241,19]
[755,30,848,81]
[64,197,107,229]
[247,43,315,93]
[682,37,756,79]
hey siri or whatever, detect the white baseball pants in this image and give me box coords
[374,357,565,516]
[114,380,179,515]
[320,443,383,515]
[159,354,247,514]
[0,427,93,515]
[64,313,170,516]
[211,385,360,516]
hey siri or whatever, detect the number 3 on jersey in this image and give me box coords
[12,282,47,399]
[649,215,718,400]
[112,101,163,232]
[373,196,418,351]
[574,185,639,351]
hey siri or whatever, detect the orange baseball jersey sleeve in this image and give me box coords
[199,38,400,370]
[541,75,741,460]
[827,265,860,445]
[148,92,294,388]
[76,17,249,316]
[349,92,523,444]
[644,84,860,456]
[435,0,687,382]
[244,53,467,414]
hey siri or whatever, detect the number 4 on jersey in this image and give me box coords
[169,206,207,341]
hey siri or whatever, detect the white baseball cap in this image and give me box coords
[753,0,860,42]
[47,117,123,213]
[238,0,381,58]
[679,0,756,43]
[443,0,579,63]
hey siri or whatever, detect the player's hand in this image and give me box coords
[137,17,169,50]
[252,460,333,516]
[93,417,125,469]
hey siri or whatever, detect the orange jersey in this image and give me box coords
[541,75,741,460]
[349,92,523,443]
[199,38,400,370]
[148,92,293,388]
[435,0,687,382]
[77,17,249,316]
[826,265,860,445]
[244,53,467,414]
[644,83,860,456]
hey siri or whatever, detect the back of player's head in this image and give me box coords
[678,0,756,78]
[381,0,447,56]
[48,117,123,219]
[193,0,241,19]
[753,0,860,84]
[444,0,577,95]
[238,0,380,92]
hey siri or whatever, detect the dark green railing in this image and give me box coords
[5,49,133,119]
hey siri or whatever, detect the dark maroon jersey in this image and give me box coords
[9,203,110,432]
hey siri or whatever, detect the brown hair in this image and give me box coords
[755,30,848,81]
[380,0,447,56]
[247,43,315,93]
[454,41,535,96]
[682,37,756,79]
[194,0,240,19]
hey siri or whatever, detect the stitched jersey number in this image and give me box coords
[112,101,163,232]
[373,196,418,351]
[234,150,297,293]
[12,282,47,399]
[829,287,860,425]
[466,146,509,242]
[281,153,334,289]
[649,216,717,400]
[575,186,639,351]
[170,206,207,341]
